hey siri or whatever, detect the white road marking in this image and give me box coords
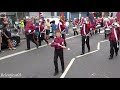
[76,50,99,58]
[60,58,76,78]
[0,35,80,61]
[97,42,100,50]
[60,39,109,78]
[99,40,108,43]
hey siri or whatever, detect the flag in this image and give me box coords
[89,12,95,25]
[60,12,65,23]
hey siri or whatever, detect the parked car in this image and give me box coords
[1,32,20,49]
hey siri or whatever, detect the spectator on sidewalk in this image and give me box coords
[2,23,16,50]
[23,17,26,27]
[14,19,20,34]
[65,19,69,35]
[45,19,51,40]
[20,20,25,34]
[51,20,57,38]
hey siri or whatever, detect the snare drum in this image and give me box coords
[96,24,101,29]
[79,25,82,30]
[73,26,77,31]
[105,28,110,34]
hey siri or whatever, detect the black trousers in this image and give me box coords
[104,30,108,39]
[62,34,67,47]
[39,33,48,45]
[110,41,119,58]
[105,33,107,39]
[74,30,78,36]
[54,49,65,73]
[26,34,38,49]
[81,36,90,54]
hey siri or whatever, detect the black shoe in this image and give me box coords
[109,57,113,60]
[25,48,30,50]
[61,70,64,73]
[80,53,84,55]
[88,49,90,52]
[46,41,49,44]
[0,50,1,53]
[116,53,118,56]
[54,72,59,76]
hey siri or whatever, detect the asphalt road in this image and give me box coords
[0,28,120,78]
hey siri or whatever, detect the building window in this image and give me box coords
[51,12,54,16]
[57,12,60,16]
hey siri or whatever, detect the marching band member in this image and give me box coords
[72,19,78,36]
[25,17,38,50]
[80,19,91,55]
[50,31,66,76]
[34,19,41,46]
[103,20,111,39]
[57,20,67,46]
[94,17,98,34]
[97,17,102,33]
[108,22,120,60]
[39,21,49,45]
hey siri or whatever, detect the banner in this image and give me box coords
[89,13,95,25]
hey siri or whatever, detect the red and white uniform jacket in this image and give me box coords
[104,21,111,29]
[79,18,85,25]
[25,21,36,33]
[81,23,90,36]
[40,23,46,33]
[109,27,120,42]
[57,22,66,32]
[109,18,114,26]
[50,37,65,49]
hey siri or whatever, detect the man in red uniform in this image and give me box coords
[103,20,111,39]
[72,19,79,36]
[57,20,67,46]
[80,19,91,55]
[39,21,49,45]
[108,23,120,59]
[25,17,38,50]
[50,31,66,76]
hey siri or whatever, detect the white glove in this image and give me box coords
[57,43,60,46]
[28,30,31,33]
